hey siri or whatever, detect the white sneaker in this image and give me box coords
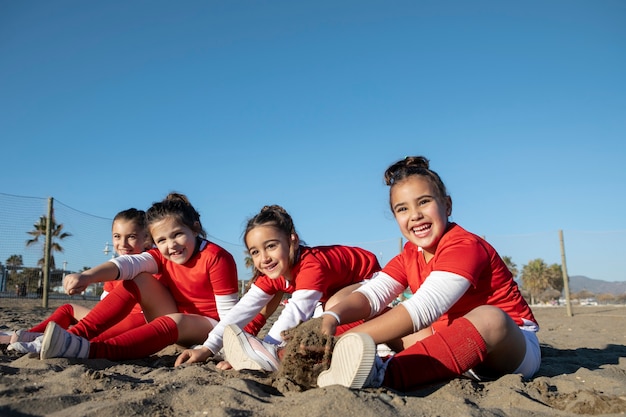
[223,324,280,372]
[317,332,387,389]
[8,335,44,354]
[40,322,89,360]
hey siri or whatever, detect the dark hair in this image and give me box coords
[113,208,150,249]
[384,156,449,208]
[243,205,299,280]
[145,192,206,238]
[113,208,146,230]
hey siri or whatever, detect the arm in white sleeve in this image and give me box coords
[355,272,407,317]
[401,271,471,332]
[215,293,239,320]
[202,285,273,354]
[264,289,323,345]
[110,253,159,280]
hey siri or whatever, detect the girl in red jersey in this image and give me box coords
[317,156,540,391]
[38,192,239,361]
[5,208,150,352]
[174,205,381,370]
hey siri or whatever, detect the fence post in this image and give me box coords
[42,197,53,309]
[559,229,573,317]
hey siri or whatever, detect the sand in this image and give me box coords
[1,300,625,417]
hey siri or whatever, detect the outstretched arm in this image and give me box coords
[63,261,120,295]
[320,271,404,337]
[64,253,158,295]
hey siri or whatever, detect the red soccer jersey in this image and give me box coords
[383,223,537,328]
[253,245,381,302]
[147,239,238,320]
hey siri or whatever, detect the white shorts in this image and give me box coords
[513,328,541,378]
[466,327,541,381]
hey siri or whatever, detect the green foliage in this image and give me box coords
[6,267,40,295]
[6,254,23,268]
[25,214,72,269]
[520,258,564,304]
[546,264,564,293]
[521,259,549,304]
[244,253,254,270]
[502,256,518,279]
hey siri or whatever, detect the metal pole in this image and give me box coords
[559,230,573,317]
[42,197,53,308]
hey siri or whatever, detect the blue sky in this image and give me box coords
[1,1,625,282]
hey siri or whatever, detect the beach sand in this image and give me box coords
[1,300,625,417]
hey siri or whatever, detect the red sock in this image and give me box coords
[335,319,365,336]
[70,280,142,340]
[384,317,487,391]
[88,316,179,360]
[29,304,78,332]
[335,305,390,336]
[243,313,267,336]
[92,312,147,341]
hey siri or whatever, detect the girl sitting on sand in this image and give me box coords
[37,192,240,361]
[316,156,541,391]
[5,208,150,351]
[174,204,381,371]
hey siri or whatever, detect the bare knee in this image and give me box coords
[169,314,214,347]
[465,305,515,347]
[133,273,177,320]
[465,305,526,374]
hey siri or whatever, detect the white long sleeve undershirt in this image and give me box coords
[202,285,273,354]
[110,253,158,280]
[214,293,239,322]
[265,288,322,345]
[356,270,471,332]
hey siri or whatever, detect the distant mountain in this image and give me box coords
[568,275,626,295]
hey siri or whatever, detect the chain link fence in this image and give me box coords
[1,192,625,310]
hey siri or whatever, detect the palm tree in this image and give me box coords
[244,254,254,270]
[5,254,24,293]
[546,263,564,294]
[241,253,256,295]
[6,254,23,271]
[25,214,72,270]
[520,258,550,305]
[501,256,518,279]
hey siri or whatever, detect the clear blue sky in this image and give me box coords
[2,1,625,282]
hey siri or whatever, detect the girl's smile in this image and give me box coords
[150,217,198,265]
[112,219,148,255]
[246,225,294,280]
[391,176,451,262]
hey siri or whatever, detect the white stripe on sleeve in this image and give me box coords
[355,272,406,318]
[202,285,273,354]
[401,271,471,332]
[110,253,159,280]
[215,293,238,320]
